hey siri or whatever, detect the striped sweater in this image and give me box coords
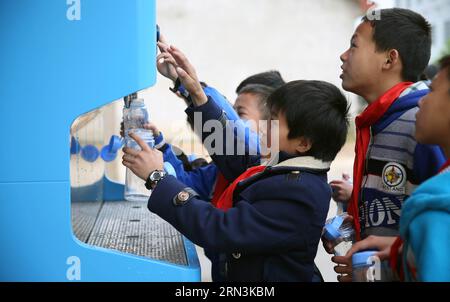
[359,82,446,238]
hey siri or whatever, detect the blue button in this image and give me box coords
[108,135,124,153]
[70,136,81,155]
[100,145,117,162]
[81,145,99,162]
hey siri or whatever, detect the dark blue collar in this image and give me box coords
[372,89,429,135]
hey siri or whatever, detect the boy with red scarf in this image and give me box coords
[122,45,350,281]
[345,55,450,282]
[327,8,446,281]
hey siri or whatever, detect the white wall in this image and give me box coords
[142,0,361,140]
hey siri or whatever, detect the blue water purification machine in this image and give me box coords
[0,0,200,281]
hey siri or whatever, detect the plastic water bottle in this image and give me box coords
[336,201,346,216]
[352,250,380,282]
[352,249,397,282]
[326,182,353,256]
[323,213,355,256]
[123,93,155,202]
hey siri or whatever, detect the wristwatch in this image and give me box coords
[169,78,191,102]
[145,170,167,190]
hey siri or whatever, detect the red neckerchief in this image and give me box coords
[211,172,230,207]
[438,159,450,173]
[389,236,405,281]
[348,82,413,240]
[215,166,266,211]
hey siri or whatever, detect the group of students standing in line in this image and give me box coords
[121,7,450,282]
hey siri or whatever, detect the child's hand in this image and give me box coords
[122,132,164,181]
[332,255,353,282]
[121,123,160,139]
[165,45,207,106]
[157,38,178,82]
[143,122,161,137]
[330,173,353,202]
[322,237,335,254]
[321,214,354,254]
[345,235,398,262]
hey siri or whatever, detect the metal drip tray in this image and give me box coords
[71,200,187,266]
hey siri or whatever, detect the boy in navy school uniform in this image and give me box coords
[122,46,350,281]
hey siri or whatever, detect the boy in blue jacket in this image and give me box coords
[155,37,284,203]
[149,82,275,202]
[155,45,285,281]
[122,46,350,281]
[143,83,276,281]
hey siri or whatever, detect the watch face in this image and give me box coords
[150,171,162,181]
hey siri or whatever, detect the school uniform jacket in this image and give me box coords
[147,98,332,281]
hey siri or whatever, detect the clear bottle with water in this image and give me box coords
[323,211,355,256]
[123,93,155,202]
[352,250,379,282]
[352,249,396,282]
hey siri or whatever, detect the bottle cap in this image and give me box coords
[70,136,81,155]
[108,135,124,153]
[100,145,117,162]
[323,215,345,241]
[124,93,138,108]
[81,145,99,162]
[352,250,378,267]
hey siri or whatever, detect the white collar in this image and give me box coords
[264,155,331,170]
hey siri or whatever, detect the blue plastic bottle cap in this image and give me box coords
[108,135,124,153]
[70,136,81,155]
[100,145,117,162]
[81,145,99,162]
[352,250,378,267]
[323,215,345,241]
[163,161,177,177]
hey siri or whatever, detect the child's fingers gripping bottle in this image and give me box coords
[326,174,354,256]
[352,250,381,282]
[123,93,155,202]
[323,212,355,256]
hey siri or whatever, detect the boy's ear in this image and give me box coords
[383,49,401,70]
[295,136,312,154]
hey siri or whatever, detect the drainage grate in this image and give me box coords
[72,200,188,265]
[71,201,103,243]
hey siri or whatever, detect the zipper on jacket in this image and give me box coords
[359,127,373,228]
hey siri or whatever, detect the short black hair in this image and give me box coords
[236,70,285,94]
[267,80,350,162]
[362,8,432,82]
[171,145,193,171]
[439,55,450,83]
[237,84,275,120]
[420,64,439,81]
[190,158,209,170]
